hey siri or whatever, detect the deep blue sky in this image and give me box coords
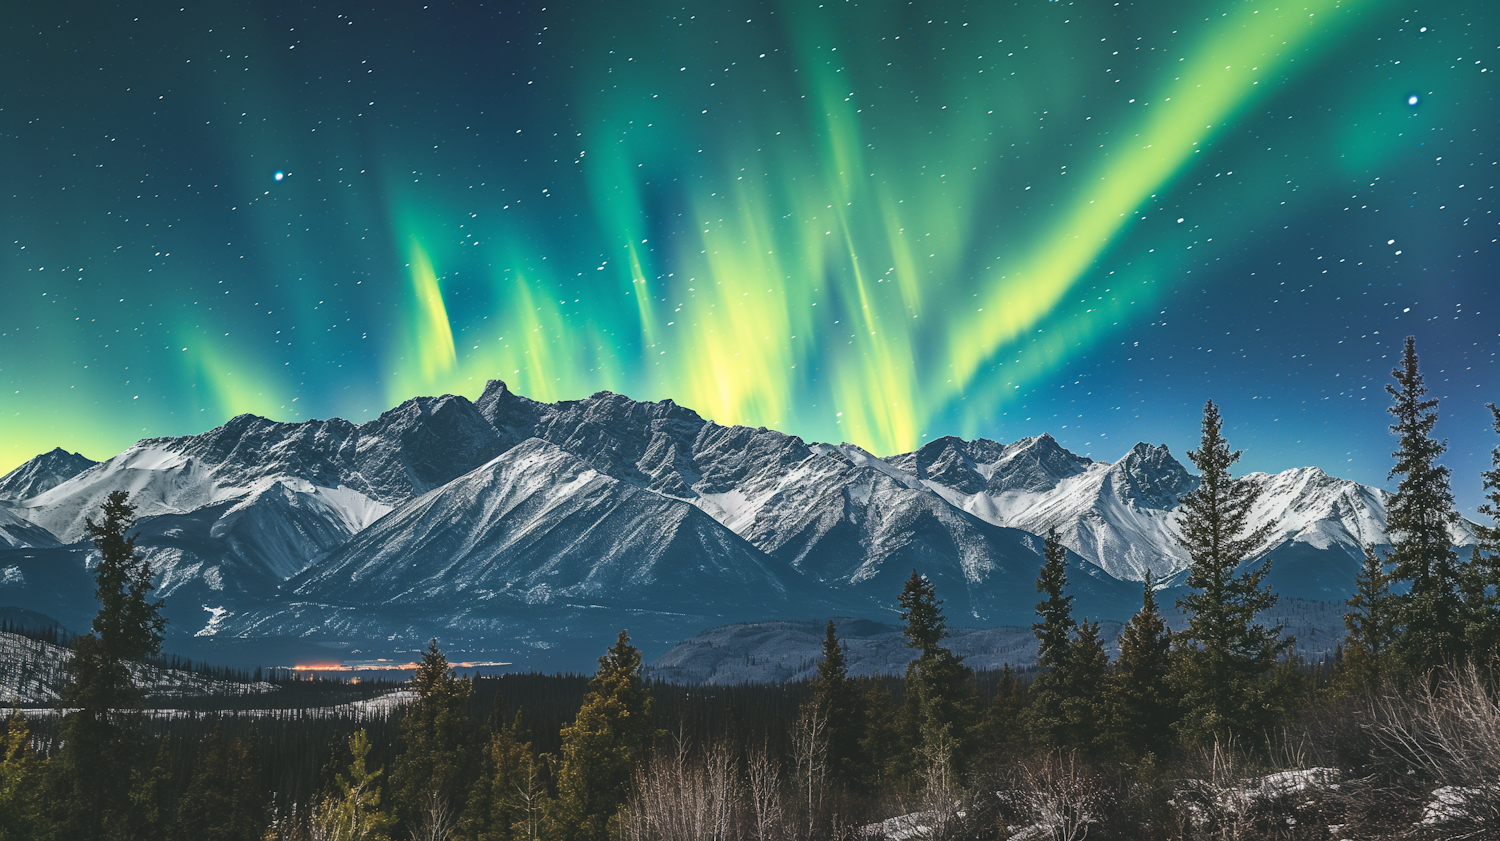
[2,0,1497,513]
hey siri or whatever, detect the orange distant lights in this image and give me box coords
[289,660,510,672]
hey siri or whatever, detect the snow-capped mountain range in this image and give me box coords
[0,381,1476,670]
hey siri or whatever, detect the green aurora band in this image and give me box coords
[385,0,1378,449]
[4,0,1494,485]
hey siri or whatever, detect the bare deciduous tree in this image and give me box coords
[628,732,740,841]
[746,741,785,841]
[1363,663,1500,833]
[790,703,828,840]
[408,789,455,841]
[1011,750,1107,841]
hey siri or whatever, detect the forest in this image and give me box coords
[0,336,1497,841]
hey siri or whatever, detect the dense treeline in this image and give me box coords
[0,335,1497,840]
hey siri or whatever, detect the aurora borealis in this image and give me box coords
[3,0,1497,510]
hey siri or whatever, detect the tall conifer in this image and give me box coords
[897,572,972,775]
[391,640,475,836]
[1108,574,1177,761]
[1385,337,1464,673]
[1026,530,1076,747]
[461,711,543,841]
[1172,400,1287,745]
[810,620,866,787]
[1336,545,1395,694]
[545,631,656,841]
[312,729,393,841]
[55,490,167,838]
[1479,403,1500,555]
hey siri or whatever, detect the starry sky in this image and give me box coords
[2,0,1497,512]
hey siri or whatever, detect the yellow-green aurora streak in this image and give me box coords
[385,0,1378,455]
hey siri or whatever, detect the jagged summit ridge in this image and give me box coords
[0,448,97,503]
[0,379,1462,659]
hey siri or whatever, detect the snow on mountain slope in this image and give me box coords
[970,442,1197,581]
[0,506,60,549]
[720,444,1139,623]
[3,378,1478,665]
[0,448,97,503]
[891,436,1476,584]
[5,395,500,602]
[283,438,815,616]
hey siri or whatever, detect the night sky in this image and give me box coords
[3,0,1497,512]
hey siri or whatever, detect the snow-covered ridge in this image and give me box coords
[0,379,1475,659]
[0,448,96,504]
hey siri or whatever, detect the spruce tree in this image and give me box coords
[1385,337,1464,673]
[809,620,866,788]
[1172,399,1287,745]
[312,729,393,841]
[1026,530,1077,748]
[391,640,476,836]
[55,490,167,839]
[975,666,1029,766]
[544,630,656,841]
[1335,544,1394,695]
[1063,620,1110,752]
[897,572,973,775]
[1479,403,1500,555]
[1464,403,1500,660]
[0,708,40,841]
[174,725,265,841]
[1108,574,1178,762]
[460,711,543,841]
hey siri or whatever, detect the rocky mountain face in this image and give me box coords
[0,380,1460,671]
[0,448,97,504]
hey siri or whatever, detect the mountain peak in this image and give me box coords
[984,434,1092,495]
[1108,443,1196,509]
[0,448,99,503]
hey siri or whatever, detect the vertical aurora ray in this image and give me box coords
[379,0,1394,454]
[403,243,458,390]
[7,0,1492,498]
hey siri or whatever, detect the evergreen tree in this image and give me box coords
[544,630,656,841]
[1026,530,1077,748]
[896,572,973,775]
[1335,545,1395,694]
[391,640,476,836]
[1171,400,1288,745]
[857,681,902,789]
[975,667,1029,766]
[1464,403,1500,660]
[134,742,175,841]
[0,708,40,841]
[809,620,866,788]
[1480,402,1500,555]
[460,712,543,841]
[1024,530,1110,752]
[55,490,167,839]
[312,729,393,841]
[1064,620,1110,751]
[1107,575,1178,762]
[1385,337,1464,673]
[174,725,265,841]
